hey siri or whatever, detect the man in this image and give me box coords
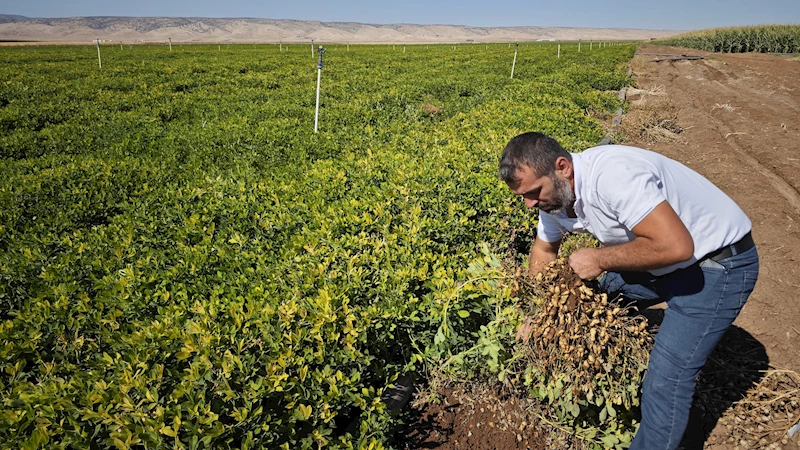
[499,132,759,450]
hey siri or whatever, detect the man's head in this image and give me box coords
[499,132,575,214]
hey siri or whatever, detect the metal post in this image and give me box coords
[578,39,581,52]
[311,39,314,57]
[314,46,324,133]
[558,40,561,58]
[511,42,519,79]
[96,39,102,68]
[169,38,172,51]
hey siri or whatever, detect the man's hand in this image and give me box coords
[569,248,603,279]
[529,237,560,277]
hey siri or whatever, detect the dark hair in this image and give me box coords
[498,132,572,183]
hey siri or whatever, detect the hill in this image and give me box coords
[0,16,681,43]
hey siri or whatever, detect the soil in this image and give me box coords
[626,45,800,375]
[625,44,800,450]
[395,387,551,450]
[403,45,800,449]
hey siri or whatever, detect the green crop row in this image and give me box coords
[1,43,635,449]
[659,24,800,54]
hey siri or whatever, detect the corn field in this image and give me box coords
[659,24,800,54]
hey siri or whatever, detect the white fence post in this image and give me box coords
[510,42,519,79]
[314,46,325,133]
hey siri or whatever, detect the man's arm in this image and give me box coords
[529,236,562,276]
[569,200,694,279]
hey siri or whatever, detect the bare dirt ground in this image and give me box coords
[623,44,800,449]
[396,388,550,450]
[403,45,800,449]
[627,44,800,372]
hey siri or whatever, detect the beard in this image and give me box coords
[540,175,575,215]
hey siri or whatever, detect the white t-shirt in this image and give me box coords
[537,145,752,276]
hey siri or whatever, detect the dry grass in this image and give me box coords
[627,84,666,98]
[628,55,654,77]
[421,102,442,116]
[705,369,800,448]
[619,97,685,144]
[711,102,737,112]
[627,85,668,109]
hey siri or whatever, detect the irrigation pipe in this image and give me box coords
[598,87,628,146]
[635,52,696,57]
[650,56,704,62]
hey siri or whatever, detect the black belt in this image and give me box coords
[704,232,755,263]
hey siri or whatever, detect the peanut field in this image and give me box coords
[0,42,640,449]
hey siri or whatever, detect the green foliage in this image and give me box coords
[0,42,635,448]
[659,24,800,54]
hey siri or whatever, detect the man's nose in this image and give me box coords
[524,198,537,209]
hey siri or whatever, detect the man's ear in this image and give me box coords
[554,156,573,178]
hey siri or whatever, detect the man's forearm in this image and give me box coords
[593,236,692,273]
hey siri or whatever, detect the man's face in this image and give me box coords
[506,163,575,214]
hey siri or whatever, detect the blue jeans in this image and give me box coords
[598,246,759,450]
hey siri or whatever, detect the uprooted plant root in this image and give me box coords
[515,259,653,396]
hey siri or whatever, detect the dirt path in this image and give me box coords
[629,45,800,372]
[625,45,800,449]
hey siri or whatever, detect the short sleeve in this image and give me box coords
[536,211,567,242]
[596,161,667,230]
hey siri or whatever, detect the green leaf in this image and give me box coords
[294,404,312,421]
[606,402,617,419]
[600,434,620,448]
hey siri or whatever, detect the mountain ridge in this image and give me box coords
[0,15,682,43]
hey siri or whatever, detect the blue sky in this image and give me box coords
[2,0,799,30]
